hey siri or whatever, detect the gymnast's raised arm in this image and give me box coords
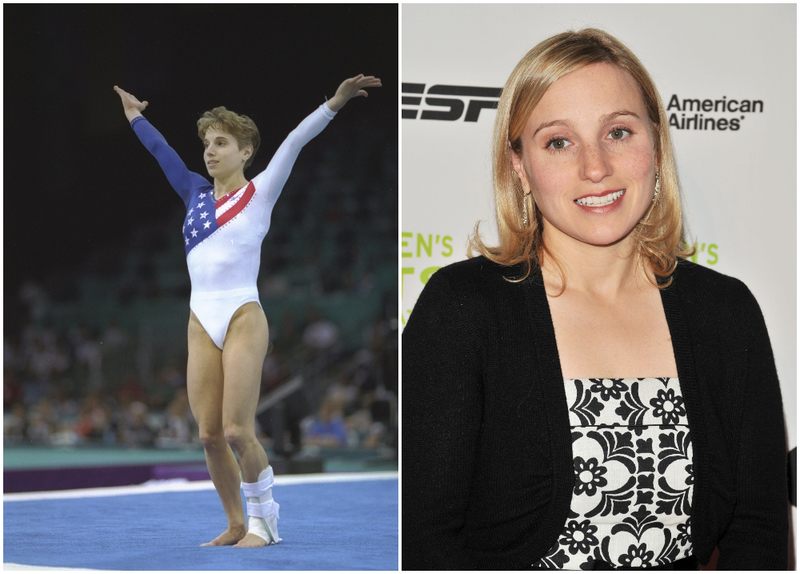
[113,85,204,204]
[256,74,382,206]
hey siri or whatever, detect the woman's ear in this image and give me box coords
[510,146,530,194]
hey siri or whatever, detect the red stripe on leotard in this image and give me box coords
[216,181,256,226]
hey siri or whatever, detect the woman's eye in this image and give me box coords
[548,138,570,150]
[610,128,629,140]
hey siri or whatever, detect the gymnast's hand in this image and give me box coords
[113,85,149,122]
[326,74,382,112]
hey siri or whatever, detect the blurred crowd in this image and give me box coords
[4,276,397,455]
[4,298,197,449]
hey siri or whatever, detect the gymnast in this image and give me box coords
[113,74,381,548]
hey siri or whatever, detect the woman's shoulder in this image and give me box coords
[185,179,215,202]
[672,259,751,298]
[408,256,529,328]
[429,255,532,287]
[671,259,764,323]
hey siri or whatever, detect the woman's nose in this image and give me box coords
[580,144,612,183]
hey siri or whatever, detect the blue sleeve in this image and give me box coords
[130,116,208,205]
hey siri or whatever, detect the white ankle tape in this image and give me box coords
[246,498,280,519]
[248,515,279,544]
[241,469,274,498]
[242,466,280,544]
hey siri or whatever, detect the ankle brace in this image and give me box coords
[241,465,280,544]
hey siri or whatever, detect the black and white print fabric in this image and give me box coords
[535,378,694,570]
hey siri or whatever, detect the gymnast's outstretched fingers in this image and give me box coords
[113,85,148,122]
[326,74,382,112]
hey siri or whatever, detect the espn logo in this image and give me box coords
[402,83,502,122]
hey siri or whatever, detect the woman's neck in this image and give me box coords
[213,172,248,199]
[541,228,651,301]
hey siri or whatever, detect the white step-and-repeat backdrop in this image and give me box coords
[401,4,796,451]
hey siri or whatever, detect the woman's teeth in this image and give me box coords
[575,189,625,207]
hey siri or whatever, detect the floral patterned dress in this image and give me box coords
[535,378,694,569]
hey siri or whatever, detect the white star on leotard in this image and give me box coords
[185,236,189,245]
[204,221,211,229]
[187,217,194,225]
[191,229,198,237]
[197,202,205,209]
[200,211,209,219]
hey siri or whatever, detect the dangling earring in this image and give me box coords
[522,193,528,227]
[513,170,529,227]
[653,171,661,204]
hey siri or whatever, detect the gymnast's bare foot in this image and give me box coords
[201,526,247,546]
[233,532,269,548]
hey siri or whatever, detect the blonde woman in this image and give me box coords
[114,74,380,548]
[402,29,786,569]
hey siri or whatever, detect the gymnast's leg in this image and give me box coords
[186,311,247,546]
[220,302,274,548]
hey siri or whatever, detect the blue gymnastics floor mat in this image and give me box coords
[4,474,398,571]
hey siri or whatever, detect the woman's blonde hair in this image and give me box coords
[197,107,260,170]
[470,28,692,287]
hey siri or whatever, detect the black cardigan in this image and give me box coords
[402,257,788,570]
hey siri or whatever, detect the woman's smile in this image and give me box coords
[574,189,626,209]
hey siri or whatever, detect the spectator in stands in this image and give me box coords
[304,398,347,448]
[4,402,28,443]
[157,387,196,447]
[74,395,113,443]
[119,401,155,446]
[302,307,340,353]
